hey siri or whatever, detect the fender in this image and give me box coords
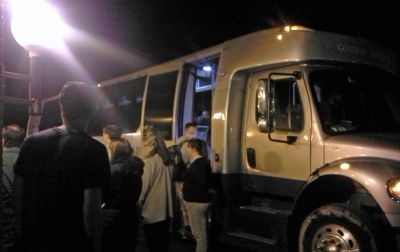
[298,157,400,227]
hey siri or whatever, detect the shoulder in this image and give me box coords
[83,136,107,153]
[192,157,211,167]
[115,157,144,176]
[144,154,166,169]
[27,127,58,141]
[18,128,57,151]
[128,156,145,169]
[87,137,105,147]
[177,136,187,145]
[193,157,207,164]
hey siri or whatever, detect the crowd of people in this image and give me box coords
[0,81,214,252]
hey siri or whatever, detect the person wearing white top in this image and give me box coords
[139,127,174,252]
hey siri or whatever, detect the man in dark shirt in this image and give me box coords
[182,138,212,252]
[14,82,110,252]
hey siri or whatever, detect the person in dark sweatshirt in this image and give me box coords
[182,138,212,252]
[102,139,144,252]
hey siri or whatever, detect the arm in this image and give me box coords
[82,143,110,252]
[180,143,190,165]
[138,157,153,207]
[83,188,103,252]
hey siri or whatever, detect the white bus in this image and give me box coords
[41,26,400,252]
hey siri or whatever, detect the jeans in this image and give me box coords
[184,201,211,252]
[176,182,190,228]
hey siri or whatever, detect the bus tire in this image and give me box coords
[298,203,378,252]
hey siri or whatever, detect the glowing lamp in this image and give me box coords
[10,0,70,51]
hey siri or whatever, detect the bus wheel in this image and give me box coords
[298,203,378,252]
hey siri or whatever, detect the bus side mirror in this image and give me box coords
[256,80,270,133]
[257,116,269,133]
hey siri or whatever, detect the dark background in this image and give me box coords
[3,0,400,98]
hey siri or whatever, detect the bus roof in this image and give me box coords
[99,25,396,86]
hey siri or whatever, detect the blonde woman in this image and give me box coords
[139,127,174,252]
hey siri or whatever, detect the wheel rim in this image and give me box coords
[311,224,360,252]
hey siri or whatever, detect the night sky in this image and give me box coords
[3,0,400,98]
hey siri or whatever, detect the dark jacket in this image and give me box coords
[183,157,212,203]
[107,156,144,213]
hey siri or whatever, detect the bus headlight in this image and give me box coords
[387,178,400,202]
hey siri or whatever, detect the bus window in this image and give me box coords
[39,97,61,131]
[87,77,146,136]
[4,78,29,130]
[144,71,178,140]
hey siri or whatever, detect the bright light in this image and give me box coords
[212,112,225,121]
[387,178,400,202]
[203,65,212,72]
[392,182,400,193]
[340,163,350,170]
[10,0,70,50]
[277,34,283,40]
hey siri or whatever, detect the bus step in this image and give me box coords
[239,205,292,215]
[226,231,277,245]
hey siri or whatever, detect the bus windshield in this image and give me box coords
[309,68,400,135]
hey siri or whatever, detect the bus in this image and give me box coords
[40,25,400,251]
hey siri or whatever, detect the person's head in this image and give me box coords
[2,124,25,148]
[142,126,172,165]
[103,124,122,145]
[59,82,97,131]
[201,111,210,118]
[142,125,157,152]
[186,138,208,159]
[108,139,133,164]
[184,122,197,139]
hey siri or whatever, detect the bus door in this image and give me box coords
[180,59,218,147]
[243,68,311,197]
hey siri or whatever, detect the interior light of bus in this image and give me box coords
[283,25,313,32]
[290,25,313,31]
[212,112,225,121]
[203,65,212,72]
[290,26,301,31]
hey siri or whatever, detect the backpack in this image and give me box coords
[168,142,187,182]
